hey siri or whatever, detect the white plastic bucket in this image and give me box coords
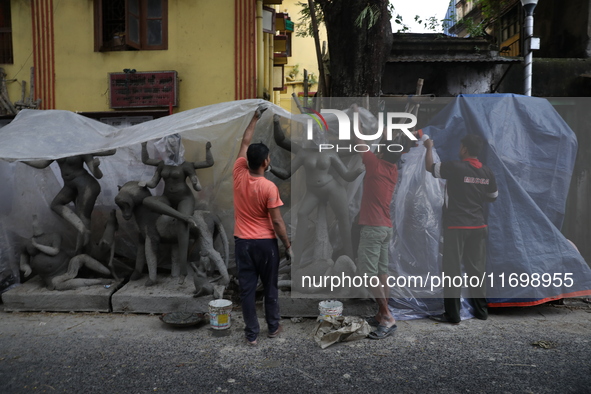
[318,300,343,321]
[209,299,233,330]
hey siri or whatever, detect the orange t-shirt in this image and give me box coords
[233,157,283,239]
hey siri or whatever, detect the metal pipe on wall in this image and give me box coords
[268,32,274,103]
[256,0,264,98]
[263,33,269,99]
[523,14,534,96]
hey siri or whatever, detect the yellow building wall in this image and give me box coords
[2,1,33,106]
[3,0,236,113]
[274,0,327,112]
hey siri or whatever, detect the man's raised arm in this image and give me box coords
[424,138,435,173]
[237,106,266,160]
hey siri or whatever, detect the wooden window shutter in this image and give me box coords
[125,0,141,49]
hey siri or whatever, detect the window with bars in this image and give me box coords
[0,0,13,64]
[94,0,168,52]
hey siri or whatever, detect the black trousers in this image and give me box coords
[235,237,280,341]
[442,227,488,323]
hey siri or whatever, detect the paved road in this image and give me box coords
[1,300,590,393]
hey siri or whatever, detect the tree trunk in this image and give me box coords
[316,0,392,97]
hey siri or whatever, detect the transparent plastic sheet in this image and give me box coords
[284,95,591,315]
[0,99,294,279]
[153,134,186,166]
[389,136,474,320]
[4,96,588,313]
[423,95,591,304]
[285,104,373,295]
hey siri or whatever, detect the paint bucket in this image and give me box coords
[208,299,233,330]
[318,300,343,321]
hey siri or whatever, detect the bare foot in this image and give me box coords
[380,315,397,328]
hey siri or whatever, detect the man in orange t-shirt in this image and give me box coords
[233,106,291,346]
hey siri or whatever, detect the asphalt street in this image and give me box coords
[1,300,590,393]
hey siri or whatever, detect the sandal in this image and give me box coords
[365,316,380,327]
[368,324,397,340]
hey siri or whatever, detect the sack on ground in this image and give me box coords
[312,315,371,349]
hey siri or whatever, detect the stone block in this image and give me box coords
[112,274,213,314]
[1,276,118,312]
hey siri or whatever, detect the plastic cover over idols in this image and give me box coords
[289,95,591,316]
[154,133,186,166]
[0,99,290,279]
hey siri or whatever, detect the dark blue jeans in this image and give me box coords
[235,237,280,341]
[442,227,488,323]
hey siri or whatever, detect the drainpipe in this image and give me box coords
[263,34,269,99]
[256,0,264,98]
[268,32,274,103]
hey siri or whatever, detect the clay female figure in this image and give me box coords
[24,150,116,251]
[19,215,113,290]
[139,136,214,281]
[271,115,364,264]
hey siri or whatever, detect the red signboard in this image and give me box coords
[109,71,178,109]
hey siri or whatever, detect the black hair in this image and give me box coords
[246,142,270,170]
[380,133,411,164]
[461,134,483,157]
[381,150,403,164]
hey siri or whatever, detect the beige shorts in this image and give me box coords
[357,225,392,277]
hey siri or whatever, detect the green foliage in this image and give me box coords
[414,15,446,33]
[392,13,409,32]
[288,64,300,80]
[297,1,405,35]
[455,0,514,37]
[475,0,513,21]
[295,1,324,38]
[354,4,382,29]
[463,18,487,37]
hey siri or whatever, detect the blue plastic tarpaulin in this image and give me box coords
[422,94,591,306]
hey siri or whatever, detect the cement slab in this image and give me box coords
[1,276,119,312]
[111,275,213,314]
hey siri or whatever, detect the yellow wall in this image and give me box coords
[274,0,326,111]
[3,1,33,105]
[3,0,236,113]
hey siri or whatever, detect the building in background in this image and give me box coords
[447,0,522,57]
[272,0,324,112]
[0,0,307,120]
[388,0,591,267]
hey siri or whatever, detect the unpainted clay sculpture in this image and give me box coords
[19,215,113,290]
[115,181,229,288]
[158,210,230,286]
[139,136,214,283]
[89,209,122,280]
[24,150,116,251]
[271,115,364,264]
[115,181,160,286]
